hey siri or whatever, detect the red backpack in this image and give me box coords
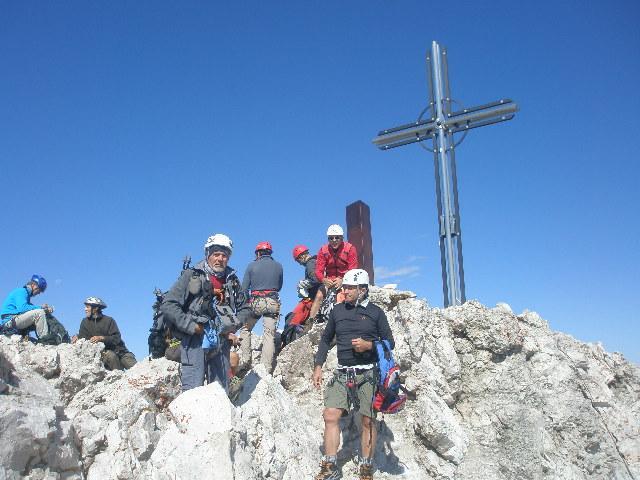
[372,340,408,414]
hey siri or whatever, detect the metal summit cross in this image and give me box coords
[373,41,518,307]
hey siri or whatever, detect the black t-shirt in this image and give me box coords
[314,300,394,367]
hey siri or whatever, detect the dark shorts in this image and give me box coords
[324,369,377,417]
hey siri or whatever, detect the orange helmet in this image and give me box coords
[255,241,273,253]
[292,244,309,260]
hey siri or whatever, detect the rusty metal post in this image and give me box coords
[346,200,374,285]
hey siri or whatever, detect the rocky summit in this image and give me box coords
[1,287,638,480]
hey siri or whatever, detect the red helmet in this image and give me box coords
[292,244,309,260]
[255,241,273,252]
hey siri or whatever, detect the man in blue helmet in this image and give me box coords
[0,274,52,338]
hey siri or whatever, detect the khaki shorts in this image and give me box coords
[324,369,377,418]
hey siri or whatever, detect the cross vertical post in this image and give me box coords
[373,40,518,307]
[430,41,464,306]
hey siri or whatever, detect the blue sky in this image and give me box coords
[1,1,638,363]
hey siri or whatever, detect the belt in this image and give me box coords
[336,363,375,374]
[251,290,279,298]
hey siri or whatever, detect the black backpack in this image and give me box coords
[148,255,191,359]
[37,314,71,345]
[279,312,303,353]
[148,288,169,358]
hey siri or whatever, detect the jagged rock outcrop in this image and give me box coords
[1,287,638,479]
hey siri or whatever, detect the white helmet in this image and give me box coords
[326,224,344,236]
[342,269,370,286]
[84,296,107,309]
[204,233,233,256]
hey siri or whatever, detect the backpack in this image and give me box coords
[278,312,305,353]
[148,288,169,359]
[148,255,191,359]
[372,340,408,414]
[37,314,71,346]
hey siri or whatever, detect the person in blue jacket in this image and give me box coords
[0,275,52,338]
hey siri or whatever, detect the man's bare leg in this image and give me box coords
[309,289,325,320]
[322,407,343,455]
[361,414,377,459]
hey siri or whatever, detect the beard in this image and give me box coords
[211,264,225,273]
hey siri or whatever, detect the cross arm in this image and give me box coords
[372,119,438,150]
[372,98,518,150]
[444,99,518,134]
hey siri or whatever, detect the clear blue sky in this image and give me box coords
[1,1,638,364]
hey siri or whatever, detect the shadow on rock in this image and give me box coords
[376,418,405,475]
[0,349,18,389]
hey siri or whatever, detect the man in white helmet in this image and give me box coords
[161,233,249,392]
[312,269,394,480]
[72,297,137,370]
[309,224,358,322]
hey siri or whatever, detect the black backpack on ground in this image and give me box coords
[37,314,71,345]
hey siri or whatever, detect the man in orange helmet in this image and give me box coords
[289,245,320,328]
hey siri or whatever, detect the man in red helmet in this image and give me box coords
[240,241,283,374]
[289,245,321,329]
[309,224,358,321]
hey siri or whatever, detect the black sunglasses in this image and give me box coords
[328,236,342,240]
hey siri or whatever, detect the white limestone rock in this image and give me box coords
[146,382,234,480]
[1,287,638,480]
[233,365,319,480]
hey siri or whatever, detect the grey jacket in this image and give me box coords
[242,255,283,293]
[161,260,249,337]
[304,256,320,293]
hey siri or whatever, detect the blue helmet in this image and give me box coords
[30,274,47,292]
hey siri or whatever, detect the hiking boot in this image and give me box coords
[314,460,341,480]
[359,463,374,480]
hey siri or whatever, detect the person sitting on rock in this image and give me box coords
[0,274,52,338]
[289,244,320,329]
[161,233,249,392]
[72,297,137,370]
[312,269,392,480]
[309,224,358,322]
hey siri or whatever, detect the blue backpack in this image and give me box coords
[372,340,407,414]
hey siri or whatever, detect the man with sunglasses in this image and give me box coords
[309,224,358,322]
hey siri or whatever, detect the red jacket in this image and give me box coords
[315,242,358,282]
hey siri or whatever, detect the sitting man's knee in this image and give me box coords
[120,352,137,370]
[101,350,121,370]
